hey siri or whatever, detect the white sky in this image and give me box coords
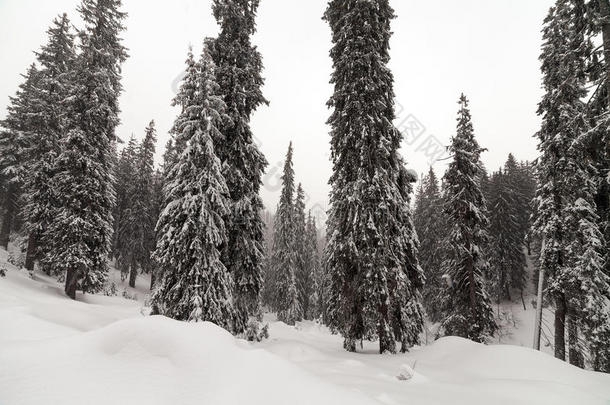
[0,0,554,222]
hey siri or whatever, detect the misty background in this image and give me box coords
[0,0,554,220]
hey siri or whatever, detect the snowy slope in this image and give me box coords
[1,251,609,405]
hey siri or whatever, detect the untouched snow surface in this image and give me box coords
[1,252,609,404]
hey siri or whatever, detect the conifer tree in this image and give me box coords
[535,0,587,361]
[439,94,497,343]
[324,0,424,353]
[21,14,76,271]
[413,167,445,322]
[209,0,268,331]
[487,167,526,303]
[119,121,157,288]
[305,213,322,320]
[113,136,137,267]
[45,0,127,298]
[271,143,301,325]
[585,0,610,278]
[152,44,236,329]
[0,64,41,249]
[294,183,313,318]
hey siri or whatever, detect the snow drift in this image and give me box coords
[1,259,610,405]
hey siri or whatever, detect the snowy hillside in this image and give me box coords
[1,251,609,405]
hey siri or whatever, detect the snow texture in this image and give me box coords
[0,249,609,405]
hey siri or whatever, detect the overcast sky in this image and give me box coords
[0,0,555,222]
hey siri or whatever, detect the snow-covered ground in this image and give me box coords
[1,248,609,405]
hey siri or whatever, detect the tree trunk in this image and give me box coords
[128,260,137,288]
[567,306,584,368]
[65,267,79,300]
[150,272,156,291]
[554,294,567,361]
[24,232,38,271]
[0,183,17,249]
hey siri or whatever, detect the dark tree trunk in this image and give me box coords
[65,267,79,300]
[554,294,567,361]
[128,260,137,288]
[567,308,584,368]
[377,302,395,354]
[0,183,17,249]
[24,232,38,271]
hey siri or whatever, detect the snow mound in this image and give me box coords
[0,316,375,405]
[2,254,610,405]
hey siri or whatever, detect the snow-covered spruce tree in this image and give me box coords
[516,160,537,256]
[21,14,76,272]
[121,121,157,288]
[534,0,595,362]
[149,51,198,304]
[294,183,314,319]
[148,168,164,290]
[438,94,497,343]
[113,135,137,269]
[271,143,301,325]
[305,212,322,320]
[0,64,41,249]
[324,0,424,354]
[209,0,268,331]
[413,167,445,322]
[152,44,236,329]
[502,154,528,294]
[487,167,526,304]
[45,0,127,299]
[586,0,610,278]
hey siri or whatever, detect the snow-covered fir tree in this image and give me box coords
[535,0,588,361]
[152,44,236,329]
[120,121,157,288]
[0,64,41,249]
[584,0,610,278]
[413,167,445,322]
[113,135,137,268]
[294,183,314,319]
[45,0,127,299]
[271,143,301,325]
[438,94,497,343]
[20,14,76,272]
[304,212,322,320]
[209,0,268,331]
[534,0,610,367]
[324,0,424,354]
[487,166,526,304]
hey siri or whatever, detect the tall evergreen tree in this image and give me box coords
[121,121,157,288]
[413,167,445,322]
[439,94,497,343]
[534,1,610,366]
[324,0,424,353]
[45,0,127,299]
[0,64,41,249]
[113,135,137,268]
[21,14,76,271]
[271,143,301,325]
[586,0,610,278]
[152,44,236,329]
[305,213,322,320]
[487,167,526,304]
[209,0,268,331]
[294,183,314,318]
